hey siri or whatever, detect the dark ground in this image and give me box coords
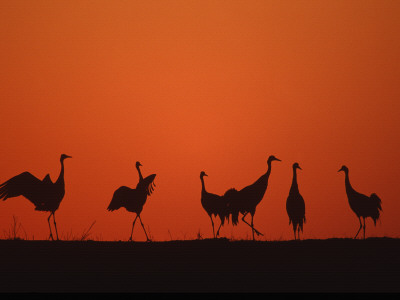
[0,237,399,292]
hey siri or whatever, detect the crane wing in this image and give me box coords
[107,186,133,211]
[42,174,53,184]
[286,192,306,223]
[0,172,49,206]
[136,174,156,196]
[297,193,306,223]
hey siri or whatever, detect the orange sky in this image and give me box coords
[0,0,399,241]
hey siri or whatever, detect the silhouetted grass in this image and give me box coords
[60,221,97,241]
[2,216,28,240]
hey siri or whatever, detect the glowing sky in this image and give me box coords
[0,1,399,241]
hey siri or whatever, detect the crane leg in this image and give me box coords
[251,215,255,240]
[363,217,366,240]
[216,221,223,238]
[53,212,59,241]
[129,215,138,241]
[241,213,264,238]
[209,216,215,238]
[354,217,362,239]
[48,213,54,241]
[138,215,150,242]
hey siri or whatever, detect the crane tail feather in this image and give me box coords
[223,188,240,226]
[370,193,382,210]
[370,193,382,225]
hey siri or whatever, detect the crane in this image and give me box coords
[227,155,281,240]
[107,161,156,241]
[286,162,306,240]
[0,154,72,240]
[338,165,382,239]
[200,171,229,238]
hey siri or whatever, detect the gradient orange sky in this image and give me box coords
[1,1,399,241]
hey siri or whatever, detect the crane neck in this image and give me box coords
[56,159,65,186]
[265,160,273,178]
[200,176,206,192]
[344,170,353,194]
[252,160,273,188]
[290,167,299,193]
[137,165,144,181]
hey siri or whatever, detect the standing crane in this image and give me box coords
[338,165,382,239]
[200,171,229,238]
[0,154,72,240]
[286,162,306,240]
[107,161,156,241]
[226,155,281,240]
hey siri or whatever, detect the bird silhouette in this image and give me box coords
[338,165,382,239]
[107,161,156,241]
[200,171,229,238]
[286,162,306,240]
[226,155,281,240]
[0,154,72,240]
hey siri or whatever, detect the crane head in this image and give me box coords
[60,154,72,161]
[338,165,348,173]
[136,161,142,168]
[268,155,281,163]
[293,162,302,170]
[200,171,208,178]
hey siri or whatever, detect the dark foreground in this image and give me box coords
[0,237,399,292]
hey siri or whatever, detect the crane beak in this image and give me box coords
[338,168,343,172]
[275,158,282,162]
[65,155,72,159]
[298,166,302,170]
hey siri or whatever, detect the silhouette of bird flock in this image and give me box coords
[0,154,383,241]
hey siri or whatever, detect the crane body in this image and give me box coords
[226,155,281,240]
[107,161,156,241]
[286,163,306,240]
[338,165,382,239]
[200,171,229,238]
[0,154,72,240]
